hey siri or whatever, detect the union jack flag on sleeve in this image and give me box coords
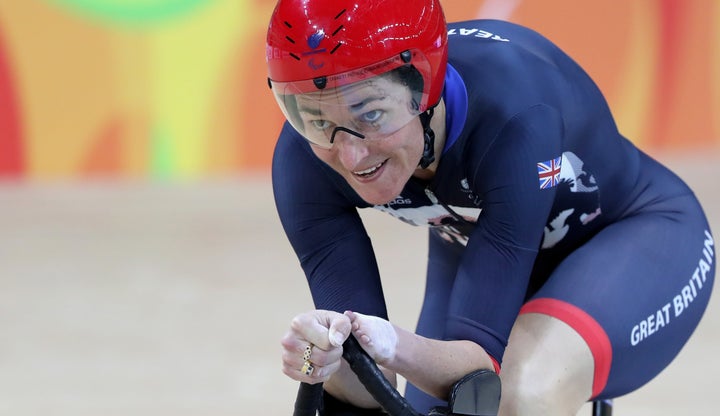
[537,156,562,189]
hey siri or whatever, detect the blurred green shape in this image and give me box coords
[150,124,175,179]
[50,0,213,24]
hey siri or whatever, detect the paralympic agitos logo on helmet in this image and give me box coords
[274,7,347,73]
[303,30,327,70]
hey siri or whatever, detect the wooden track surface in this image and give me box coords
[0,151,717,415]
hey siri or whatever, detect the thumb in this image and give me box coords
[328,314,351,347]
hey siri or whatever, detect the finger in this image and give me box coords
[280,339,342,382]
[345,310,371,343]
[280,331,307,370]
[282,356,341,383]
[291,310,351,350]
[281,317,345,382]
[281,340,321,382]
[345,311,398,364]
[328,314,351,347]
[283,340,342,368]
[344,310,357,326]
[313,310,351,348]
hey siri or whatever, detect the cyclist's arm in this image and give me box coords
[346,311,495,402]
[273,126,392,409]
[384,106,563,399]
[389,326,494,400]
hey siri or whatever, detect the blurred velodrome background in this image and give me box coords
[0,0,718,178]
[0,1,718,415]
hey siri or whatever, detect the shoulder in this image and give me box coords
[272,123,317,184]
[444,20,602,136]
[446,19,559,59]
[447,19,540,42]
[446,19,570,84]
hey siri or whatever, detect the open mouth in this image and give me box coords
[353,160,387,178]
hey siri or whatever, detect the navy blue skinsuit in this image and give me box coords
[272,19,716,413]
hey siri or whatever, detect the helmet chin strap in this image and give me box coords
[418,107,436,169]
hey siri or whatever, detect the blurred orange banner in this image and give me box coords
[0,0,717,178]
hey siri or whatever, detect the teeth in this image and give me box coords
[354,162,383,176]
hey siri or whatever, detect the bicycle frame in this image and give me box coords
[293,334,613,416]
[592,399,613,416]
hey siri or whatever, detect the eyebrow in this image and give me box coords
[349,96,384,112]
[298,106,323,116]
[298,95,385,116]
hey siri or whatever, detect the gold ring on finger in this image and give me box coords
[300,360,315,376]
[303,344,313,361]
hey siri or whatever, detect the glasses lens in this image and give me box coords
[271,54,428,147]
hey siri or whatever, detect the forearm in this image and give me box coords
[324,359,398,409]
[386,325,495,400]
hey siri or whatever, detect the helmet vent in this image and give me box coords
[329,9,346,54]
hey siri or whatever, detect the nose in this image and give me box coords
[333,130,370,169]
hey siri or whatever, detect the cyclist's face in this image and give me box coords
[294,76,419,148]
[304,79,425,205]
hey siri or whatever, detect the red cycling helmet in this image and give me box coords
[266,0,448,113]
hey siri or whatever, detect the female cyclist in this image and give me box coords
[266,0,716,414]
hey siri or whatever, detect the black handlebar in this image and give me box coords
[292,334,423,416]
[292,381,323,416]
[342,334,423,416]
